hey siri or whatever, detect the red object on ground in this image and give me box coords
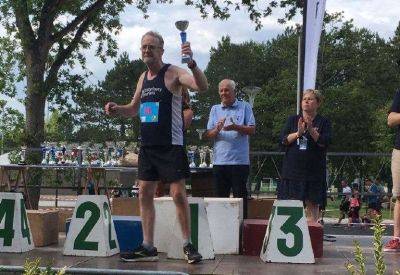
[242,219,323,258]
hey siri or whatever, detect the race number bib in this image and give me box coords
[140,102,159,123]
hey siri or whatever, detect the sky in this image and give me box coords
[2,0,400,114]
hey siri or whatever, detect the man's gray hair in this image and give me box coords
[219,79,236,91]
[142,31,164,48]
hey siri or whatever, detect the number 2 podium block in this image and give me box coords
[63,195,119,257]
[0,192,34,253]
[260,200,315,264]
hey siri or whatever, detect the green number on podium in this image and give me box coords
[103,202,116,249]
[0,199,15,246]
[74,201,100,250]
[20,199,31,244]
[277,206,303,257]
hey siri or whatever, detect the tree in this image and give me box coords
[0,1,302,157]
[45,109,74,142]
[196,14,400,185]
[73,52,145,142]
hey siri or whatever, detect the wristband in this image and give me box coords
[188,59,197,70]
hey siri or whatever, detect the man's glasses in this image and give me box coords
[140,45,162,51]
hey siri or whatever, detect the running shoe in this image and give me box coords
[120,245,158,262]
[183,243,202,264]
[383,238,400,252]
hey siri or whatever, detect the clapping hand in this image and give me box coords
[297,117,306,136]
[223,117,237,131]
[216,117,226,132]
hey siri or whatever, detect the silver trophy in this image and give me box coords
[175,20,191,63]
[199,146,208,168]
[208,147,213,168]
[243,86,261,108]
[196,128,206,140]
[19,146,27,165]
[91,143,103,166]
[104,141,115,166]
[79,142,90,166]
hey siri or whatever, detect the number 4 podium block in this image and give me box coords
[260,200,315,264]
[63,195,119,257]
[0,192,34,253]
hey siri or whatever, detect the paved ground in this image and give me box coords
[1,233,400,274]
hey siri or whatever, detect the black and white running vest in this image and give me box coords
[139,64,184,146]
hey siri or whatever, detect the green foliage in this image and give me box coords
[72,52,144,142]
[195,14,400,181]
[23,258,65,275]
[345,240,366,275]
[0,107,25,151]
[45,110,74,142]
[372,215,386,275]
[345,215,386,275]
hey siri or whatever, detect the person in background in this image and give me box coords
[348,189,361,225]
[336,180,352,225]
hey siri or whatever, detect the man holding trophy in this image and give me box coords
[105,26,208,263]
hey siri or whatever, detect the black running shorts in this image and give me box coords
[138,145,190,183]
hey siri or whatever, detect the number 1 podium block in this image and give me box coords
[260,200,315,264]
[168,199,215,260]
[0,192,34,252]
[63,195,119,257]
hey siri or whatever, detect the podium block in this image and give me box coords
[243,219,323,258]
[113,216,143,252]
[242,219,268,256]
[63,195,119,257]
[111,197,140,216]
[260,200,315,264]
[0,192,34,252]
[167,197,214,260]
[204,198,242,254]
[308,221,323,258]
[154,197,176,252]
[27,209,59,247]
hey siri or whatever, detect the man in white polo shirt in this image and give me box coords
[204,79,256,218]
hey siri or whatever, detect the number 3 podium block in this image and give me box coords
[260,200,315,264]
[0,192,34,253]
[63,195,119,257]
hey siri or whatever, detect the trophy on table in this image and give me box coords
[243,86,261,108]
[196,128,206,141]
[175,20,191,63]
[70,143,79,165]
[199,146,208,168]
[19,146,27,165]
[104,141,115,166]
[208,147,213,168]
[187,145,197,168]
[116,141,126,166]
[91,143,103,166]
[48,143,57,165]
[41,143,48,165]
[79,142,90,166]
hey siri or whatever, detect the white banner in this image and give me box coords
[303,0,326,90]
